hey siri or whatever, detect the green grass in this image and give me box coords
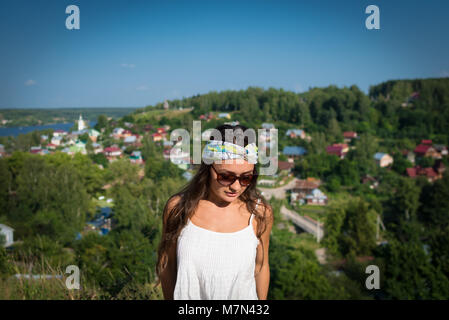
[91,197,114,208]
[133,107,193,121]
[298,205,327,223]
[296,232,322,251]
[285,199,327,223]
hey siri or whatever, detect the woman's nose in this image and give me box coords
[229,179,242,191]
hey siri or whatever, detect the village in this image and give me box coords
[1,101,447,248]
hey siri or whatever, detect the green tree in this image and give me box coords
[95,114,108,132]
[376,235,449,299]
[391,151,413,175]
[0,159,12,215]
[348,133,379,176]
[79,133,89,143]
[323,198,377,257]
[384,177,420,234]
[269,229,347,299]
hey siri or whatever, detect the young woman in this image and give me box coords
[155,124,273,300]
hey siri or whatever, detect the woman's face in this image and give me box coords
[209,159,255,202]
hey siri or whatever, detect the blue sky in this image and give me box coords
[0,0,448,109]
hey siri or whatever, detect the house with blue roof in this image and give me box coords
[283,146,307,158]
[305,188,328,205]
[51,135,63,146]
[163,140,174,147]
[124,135,137,144]
[374,152,393,167]
[262,123,275,130]
[218,113,231,119]
[71,129,88,136]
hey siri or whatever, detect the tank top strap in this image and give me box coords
[250,198,261,225]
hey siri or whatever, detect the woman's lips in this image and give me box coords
[225,191,238,197]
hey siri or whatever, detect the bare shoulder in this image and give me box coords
[253,199,274,231]
[258,200,273,223]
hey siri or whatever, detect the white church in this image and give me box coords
[78,114,87,131]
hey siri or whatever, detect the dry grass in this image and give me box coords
[0,254,164,300]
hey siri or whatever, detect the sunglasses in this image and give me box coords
[211,165,257,187]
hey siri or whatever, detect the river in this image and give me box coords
[0,121,96,137]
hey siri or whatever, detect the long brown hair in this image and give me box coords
[154,124,272,288]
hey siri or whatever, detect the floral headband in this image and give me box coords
[202,140,258,164]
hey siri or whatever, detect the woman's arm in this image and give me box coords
[160,196,180,300]
[254,205,273,300]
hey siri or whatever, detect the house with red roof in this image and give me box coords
[104,146,122,161]
[326,143,349,159]
[291,179,321,194]
[155,128,167,139]
[152,132,162,142]
[343,131,357,143]
[406,161,445,183]
[414,144,440,159]
[53,130,67,137]
[278,161,295,174]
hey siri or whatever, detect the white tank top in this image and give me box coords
[173,199,261,300]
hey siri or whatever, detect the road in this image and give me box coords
[259,177,327,261]
[258,177,299,200]
[280,205,324,242]
[259,177,324,241]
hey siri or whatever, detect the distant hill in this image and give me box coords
[129,77,449,144]
[369,77,449,103]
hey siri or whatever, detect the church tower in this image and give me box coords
[78,114,86,131]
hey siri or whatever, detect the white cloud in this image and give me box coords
[440,70,449,77]
[121,63,136,68]
[25,79,36,86]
